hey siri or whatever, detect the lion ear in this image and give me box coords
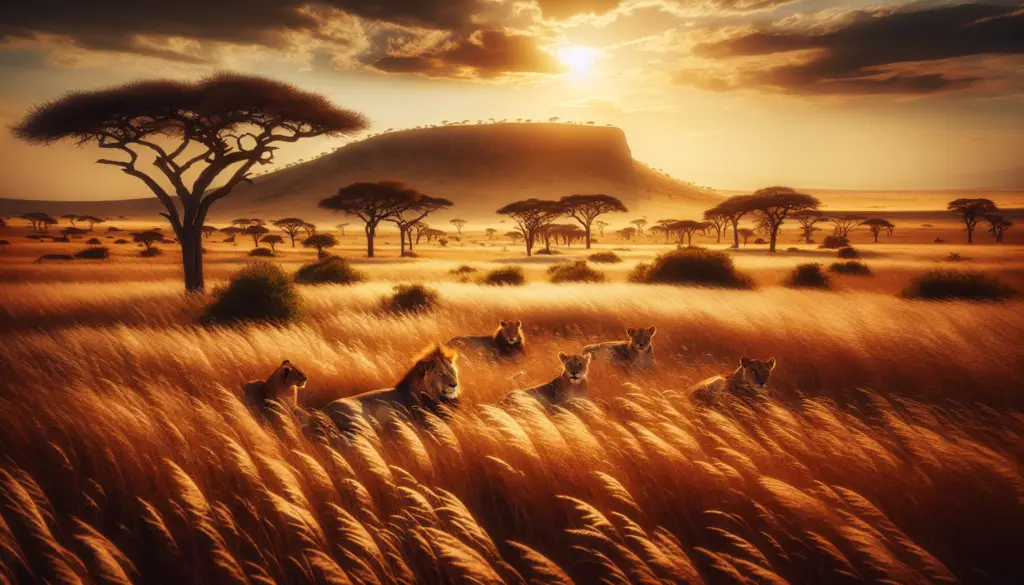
[627,327,636,336]
[767,358,776,370]
[514,320,522,328]
[648,326,657,335]
[500,320,507,327]
[282,359,291,365]
[558,352,569,363]
[740,356,752,368]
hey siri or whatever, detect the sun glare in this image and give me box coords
[558,45,595,76]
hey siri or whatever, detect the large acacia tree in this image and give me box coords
[11,73,368,292]
[704,195,751,248]
[272,218,307,247]
[388,191,453,257]
[497,199,564,256]
[862,218,895,243]
[668,220,707,247]
[792,210,829,244]
[559,194,627,249]
[741,187,820,252]
[948,198,998,244]
[320,180,433,257]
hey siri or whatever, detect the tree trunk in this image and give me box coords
[769,223,780,253]
[966,220,974,244]
[290,233,296,247]
[526,232,534,256]
[873,231,879,243]
[407,230,414,251]
[399,226,407,257]
[180,225,204,294]
[366,224,375,257]
[585,225,592,249]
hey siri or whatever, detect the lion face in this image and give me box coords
[627,326,656,351]
[278,360,308,388]
[740,357,776,388]
[424,352,460,401]
[498,320,524,348]
[558,352,591,385]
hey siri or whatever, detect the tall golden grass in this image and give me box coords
[2,277,1024,584]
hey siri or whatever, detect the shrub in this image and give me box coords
[785,247,801,253]
[837,246,860,259]
[404,251,419,258]
[294,256,365,285]
[451,265,478,275]
[140,247,163,257]
[73,247,109,260]
[114,239,129,244]
[821,235,850,249]
[202,261,302,324]
[0,240,9,245]
[548,260,606,283]
[588,251,622,263]
[753,238,767,244]
[829,260,872,275]
[107,226,121,232]
[902,270,1017,301]
[52,236,70,243]
[383,284,438,314]
[249,247,274,257]
[86,237,102,245]
[629,248,754,289]
[785,263,830,289]
[535,248,560,255]
[482,266,526,286]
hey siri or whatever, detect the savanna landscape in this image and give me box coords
[3,2,1024,584]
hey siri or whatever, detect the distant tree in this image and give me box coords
[497,199,564,256]
[948,198,998,244]
[250,218,266,226]
[61,226,88,238]
[412,222,430,244]
[387,190,453,256]
[0,218,6,228]
[985,215,1012,243]
[738,228,755,246]
[272,218,306,247]
[260,234,284,253]
[335,222,351,236]
[701,211,730,244]
[232,218,253,229]
[595,220,610,237]
[791,210,828,244]
[549,116,560,122]
[424,228,446,242]
[654,219,678,243]
[485,228,497,239]
[630,218,647,235]
[132,230,162,251]
[60,213,79,226]
[618,227,637,240]
[560,194,627,249]
[244,224,269,247]
[704,196,752,249]
[829,215,865,238]
[506,231,524,243]
[669,220,707,247]
[22,212,58,233]
[321,180,426,257]
[12,74,368,292]
[201,225,217,239]
[302,222,317,238]
[450,219,467,236]
[862,218,895,243]
[303,233,338,258]
[741,187,820,252]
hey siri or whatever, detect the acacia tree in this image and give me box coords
[560,194,627,249]
[303,233,338,258]
[985,215,1012,243]
[485,228,497,239]
[201,225,217,239]
[792,210,828,244]
[320,180,423,257]
[132,231,162,251]
[862,218,895,243]
[60,214,79,226]
[219,226,241,244]
[829,215,865,238]
[741,187,820,252]
[618,227,637,240]
[231,218,253,229]
[335,222,350,236]
[61,226,88,239]
[449,219,467,236]
[387,191,453,257]
[244,224,269,247]
[273,218,306,247]
[595,220,609,237]
[75,215,104,231]
[738,228,755,246]
[260,234,284,253]
[669,220,707,247]
[302,223,317,237]
[948,198,998,244]
[22,212,58,233]
[704,195,752,248]
[506,231,524,244]
[497,199,564,256]
[630,218,647,235]
[701,211,730,244]
[12,73,368,293]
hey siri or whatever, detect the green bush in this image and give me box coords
[249,247,274,257]
[629,248,754,289]
[821,235,850,249]
[902,270,1017,301]
[837,247,860,259]
[140,247,163,257]
[588,251,622,263]
[548,260,606,283]
[451,265,478,275]
[202,261,302,324]
[785,263,830,289]
[294,256,365,285]
[829,261,872,275]
[482,266,525,286]
[383,284,439,314]
[74,247,109,260]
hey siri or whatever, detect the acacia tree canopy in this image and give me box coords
[320,180,430,258]
[948,198,998,244]
[496,199,564,256]
[741,187,820,253]
[559,194,627,249]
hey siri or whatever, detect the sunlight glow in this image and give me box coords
[558,45,595,76]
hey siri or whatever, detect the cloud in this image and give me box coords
[372,29,564,78]
[681,3,1024,95]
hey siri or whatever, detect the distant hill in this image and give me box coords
[0,123,720,224]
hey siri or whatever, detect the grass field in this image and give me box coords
[2,220,1024,585]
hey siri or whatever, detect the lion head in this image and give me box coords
[626,326,656,351]
[418,345,461,402]
[497,320,525,348]
[275,360,308,389]
[739,357,776,388]
[558,352,591,385]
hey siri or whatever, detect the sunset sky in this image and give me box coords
[1,0,1023,200]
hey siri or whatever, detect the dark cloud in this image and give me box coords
[686,3,1024,95]
[373,29,563,78]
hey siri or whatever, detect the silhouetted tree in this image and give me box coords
[250,218,266,226]
[201,225,217,239]
[560,194,627,249]
[60,214,79,226]
[862,218,895,243]
[231,218,253,229]
[792,210,828,244]
[219,226,241,244]
[704,196,752,249]
[829,215,865,238]
[61,226,88,238]
[12,73,368,292]
[321,180,425,257]
[741,187,820,252]
[485,228,497,239]
[449,219,467,236]
[132,231,162,251]
[260,234,283,253]
[595,220,609,237]
[303,233,338,258]
[497,199,563,256]
[619,227,637,240]
[335,222,350,236]
[22,212,57,233]
[302,222,317,238]
[630,218,647,235]
[738,228,755,246]
[272,218,306,248]
[387,191,453,256]
[244,225,269,247]
[948,198,998,244]
[506,231,523,243]
[985,215,1012,243]
[548,116,560,122]
[669,220,707,247]
[702,211,729,244]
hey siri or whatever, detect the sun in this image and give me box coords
[558,45,596,76]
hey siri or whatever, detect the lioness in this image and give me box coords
[513,352,591,406]
[449,320,525,359]
[243,360,308,413]
[583,326,656,370]
[690,357,775,404]
[326,344,461,427]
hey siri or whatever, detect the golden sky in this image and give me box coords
[1,0,1023,200]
